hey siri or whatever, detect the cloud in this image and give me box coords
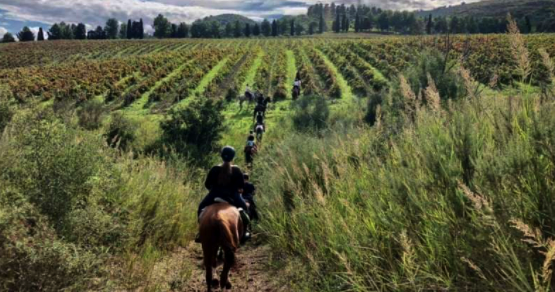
[0,26,7,38]
[0,0,481,32]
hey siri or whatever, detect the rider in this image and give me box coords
[293,78,302,92]
[256,92,265,105]
[255,112,265,133]
[244,134,256,166]
[241,173,258,221]
[196,146,251,242]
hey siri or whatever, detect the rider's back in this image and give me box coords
[205,165,244,197]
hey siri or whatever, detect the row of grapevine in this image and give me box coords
[320,45,370,97]
[305,47,341,99]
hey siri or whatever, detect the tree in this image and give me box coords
[334,14,341,33]
[225,23,233,37]
[48,23,62,40]
[426,14,433,34]
[261,19,271,36]
[280,19,288,35]
[177,23,189,38]
[253,23,260,36]
[119,23,127,39]
[290,19,295,36]
[435,17,448,34]
[271,20,278,37]
[153,14,171,38]
[60,22,73,39]
[319,13,325,33]
[525,16,532,33]
[244,23,251,37]
[378,12,389,32]
[160,99,226,161]
[75,23,87,40]
[355,13,360,32]
[17,26,35,42]
[105,18,119,39]
[2,32,16,43]
[37,27,45,41]
[139,19,144,39]
[234,21,242,38]
[295,23,305,36]
[210,22,220,38]
[450,16,461,33]
[127,20,132,39]
[309,22,316,35]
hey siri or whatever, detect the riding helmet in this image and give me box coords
[221,146,236,162]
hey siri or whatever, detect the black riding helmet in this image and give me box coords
[243,173,249,180]
[221,146,236,162]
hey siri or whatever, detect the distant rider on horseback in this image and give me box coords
[244,132,257,167]
[196,146,251,243]
[241,173,259,221]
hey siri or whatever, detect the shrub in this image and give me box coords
[160,99,225,163]
[77,99,105,130]
[0,89,14,133]
[105,112,137,150]
[365,90,385,126]
[291,95,329,132]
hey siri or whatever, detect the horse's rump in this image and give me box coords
[199,203,242,251]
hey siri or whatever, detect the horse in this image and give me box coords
[199,203,244,292]
[255,124,264,142]
[292,86,300,100]
[239,92,255,110]
[253,104,266,122]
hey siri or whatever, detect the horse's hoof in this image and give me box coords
[211,279,219,287]
[221,281,232,290]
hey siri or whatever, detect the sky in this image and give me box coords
[0,0,476,39]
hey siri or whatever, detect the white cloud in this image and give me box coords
[0,0,482,31]
[0,26,7,38]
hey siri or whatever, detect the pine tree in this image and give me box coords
[105,18,119,39]
[127,19,132,39]
[2,32,16,43]
[178,23,189,38]
[17,26,35,42]
[355,13,360,32]
[48,23,62,40]
[234,21,242,38]
[75,23,87,40]
[261,19,271,36]
[334,14,341,33]
[290,19,295,36]
[426,14,433,34]
[271,20,278,37]
[245,23,251,37]
[319,12,325,33]
[139,19,144,39]
[119,23,127,39]
[253,23,260,36]
[525,16,532,33]
[37,27,45,41]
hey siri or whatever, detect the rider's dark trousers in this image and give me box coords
[197,191,248,218]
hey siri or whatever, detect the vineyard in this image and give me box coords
[2,33,555,291]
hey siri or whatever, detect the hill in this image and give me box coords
[417,0,555,19]
[197,14,257,26]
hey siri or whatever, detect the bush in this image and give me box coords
[77,99,105,130]
[0,90,14,133]
[160,99,225,163]
[365,90,385,126]
[291,95,330,132]
[105,112,137,150]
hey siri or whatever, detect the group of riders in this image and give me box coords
[195,75,302,244]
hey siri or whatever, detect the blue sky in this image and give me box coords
[0,0,474,38]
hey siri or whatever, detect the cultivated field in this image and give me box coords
[2,31,555,291]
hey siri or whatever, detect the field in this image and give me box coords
[2,30,555,291]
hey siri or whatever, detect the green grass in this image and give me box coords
[176,57,230,108]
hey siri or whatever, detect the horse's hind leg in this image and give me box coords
[203,245,219,291]
[220,247,235,290]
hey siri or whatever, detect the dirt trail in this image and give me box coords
[147,234,288,292]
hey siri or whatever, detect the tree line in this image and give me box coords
[307,2,555,35]
[2,18,145,43]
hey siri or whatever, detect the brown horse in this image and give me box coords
[199,203,244,291]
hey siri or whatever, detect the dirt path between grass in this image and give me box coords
[147,234,288,292]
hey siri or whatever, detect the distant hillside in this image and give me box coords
[198,14,257,26]
[417,0,555,20]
